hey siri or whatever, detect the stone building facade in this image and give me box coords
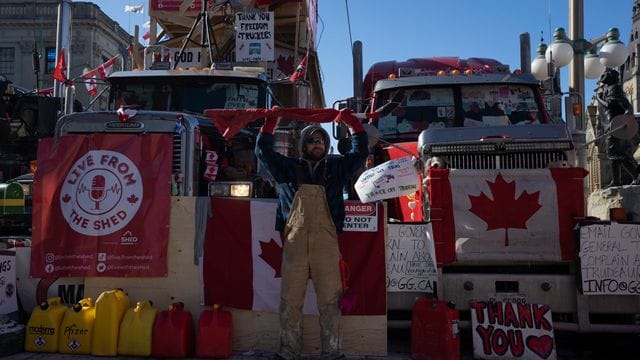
[623,0,640,112]
[0,0,133,109]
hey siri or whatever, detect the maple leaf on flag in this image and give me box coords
[259,238,282,277]
[127,194,139,204]
[468,173,542,246]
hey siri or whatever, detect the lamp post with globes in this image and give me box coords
[530,1,629,176]
[531,26,628,115]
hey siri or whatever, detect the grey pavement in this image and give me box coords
[3,328,414,359]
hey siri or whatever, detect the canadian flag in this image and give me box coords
[202,198,386,315]
[428,168,587,265]
[83,56,118,96]
[52,48,70,84]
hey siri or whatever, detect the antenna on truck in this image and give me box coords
[173,0,220,69]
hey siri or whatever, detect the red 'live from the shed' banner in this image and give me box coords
[30,134,173,277]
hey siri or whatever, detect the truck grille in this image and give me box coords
[445,151,567,169]
[172,133,182,174]
[428,141,571,170]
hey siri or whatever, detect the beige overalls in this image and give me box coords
[279,184,343,360]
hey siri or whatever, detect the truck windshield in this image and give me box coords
[108,76,267,114]
[373,84,543,142]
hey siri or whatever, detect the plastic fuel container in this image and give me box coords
[152,302,194,358]
[411,298,460,360]
[58,298,96,354]
[196,304,232,358]
[118,300,158,356]
[91,289,129,356]
[25,297,67,353]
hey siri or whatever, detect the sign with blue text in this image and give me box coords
[355,156,420,203]
[235,11,274,62]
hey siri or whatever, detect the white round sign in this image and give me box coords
[60,150,143,236]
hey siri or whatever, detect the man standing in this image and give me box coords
[255,111,368,360]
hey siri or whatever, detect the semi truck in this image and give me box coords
[347,56,639,333]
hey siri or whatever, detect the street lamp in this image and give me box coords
[531,27,628,81]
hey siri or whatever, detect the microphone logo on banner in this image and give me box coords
[60,150,143,236]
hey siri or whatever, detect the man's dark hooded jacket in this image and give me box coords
[255,125,368,233]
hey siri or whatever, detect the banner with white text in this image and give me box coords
[30,134,172,277]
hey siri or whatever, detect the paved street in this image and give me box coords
[4,328,640,359]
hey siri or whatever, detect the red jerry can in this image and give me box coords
[411,298,460,360]
[196,304,232,358]
[152,302,194,358]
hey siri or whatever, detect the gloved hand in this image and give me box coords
[260,116,278,134]
[337,109,364,132]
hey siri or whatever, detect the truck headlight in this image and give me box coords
[209,181,252,197]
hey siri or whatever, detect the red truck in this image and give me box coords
[343,56,638,333]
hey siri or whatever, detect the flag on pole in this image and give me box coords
[97,56,117,78]
[52,48,71,84]
[82,55,118,96]
[289,54,308,83]
[124,4,144,13]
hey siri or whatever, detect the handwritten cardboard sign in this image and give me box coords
[386,223,437,293]
[235,11,274,62]
[471,301,556,360]
[579,223,640,295]
[355,156,420,203]
[0,250,18,314]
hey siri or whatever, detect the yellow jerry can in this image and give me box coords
[58,298,96,354]
[118,300,158,356]
[0,182,24,214]
[91,289,130,356]
[24,297,68,353]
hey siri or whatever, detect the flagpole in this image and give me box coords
[303,21,311,83]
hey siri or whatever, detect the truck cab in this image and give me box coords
[106,68,270,113]
[353,57,601,331]
[55,66,274,198]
